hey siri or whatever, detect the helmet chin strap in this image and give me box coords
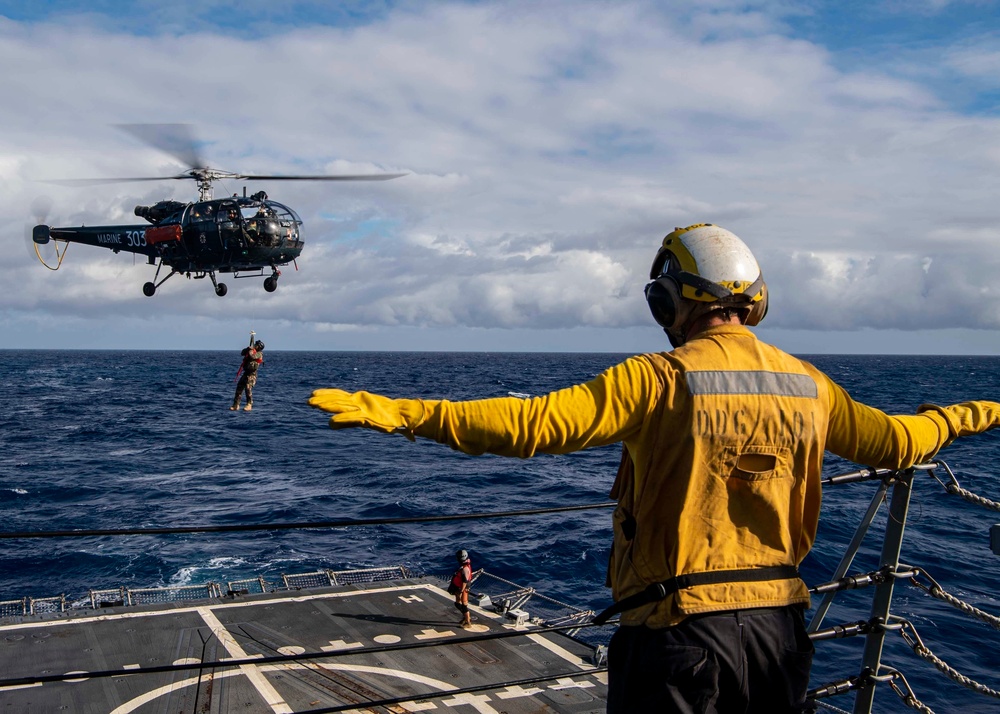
[666,326,685,349]
[667,302,750,348]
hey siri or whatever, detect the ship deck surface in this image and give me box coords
[0,576,606,713]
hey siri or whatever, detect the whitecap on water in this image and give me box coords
[169,566,199,586]
[206,556,248,569]
[168,557,251,587]
[107,448,146,457]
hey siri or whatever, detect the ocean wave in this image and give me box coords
[2,350,1000,714]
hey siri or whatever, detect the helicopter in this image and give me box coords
[31,124,404,297]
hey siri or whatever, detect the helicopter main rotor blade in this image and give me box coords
[236,173,407,181]
[40,176,195,187]
[115,123,204,171]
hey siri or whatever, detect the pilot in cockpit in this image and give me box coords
[222,207,254,247]
[253,204,279,245]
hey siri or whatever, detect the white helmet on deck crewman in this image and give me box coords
[644,223,768,346]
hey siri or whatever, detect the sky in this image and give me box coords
[3,0,1000,353]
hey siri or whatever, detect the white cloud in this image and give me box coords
[3,1,1000,351]
[945,42,1000,86]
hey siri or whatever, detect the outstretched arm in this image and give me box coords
[822,372,1000,469]
[308,356,661,457]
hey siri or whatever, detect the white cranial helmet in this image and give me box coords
[644,224,768,346]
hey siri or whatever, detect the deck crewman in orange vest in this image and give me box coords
[449,549,473,629]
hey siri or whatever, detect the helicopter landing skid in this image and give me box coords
[230,267,280,293]
[142,263,180,297]
[208,272,228,297]
[263,267,281,293]
[142,263,227,297]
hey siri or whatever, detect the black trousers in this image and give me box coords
[607,605,815,714]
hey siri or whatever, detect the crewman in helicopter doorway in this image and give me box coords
[231,333,264,412]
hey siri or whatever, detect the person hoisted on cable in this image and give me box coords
[308,223,1000,713]
[231,332,264,412]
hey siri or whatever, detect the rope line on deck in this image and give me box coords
[907,567,1000,631]
[895,619,1000,701]
[881,666,936,714]
[926,459,1000,511]
[0,502,617,540]
[945,483,1000,512]
[292,666,609,714]
[908,643,1000,700]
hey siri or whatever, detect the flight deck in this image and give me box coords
[0,573,607,713]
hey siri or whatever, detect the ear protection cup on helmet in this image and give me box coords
[644,275,694,331]
[744,283,768,326]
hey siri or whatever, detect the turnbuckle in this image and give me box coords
[808,620,871,642]
[810,564,916,595]
[807,676,858,700]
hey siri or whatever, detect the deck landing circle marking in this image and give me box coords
[277,646,305,655]
[374,634,401,644]
[109,661,469,714]
[173,658,200,666]
[464,624,490,633]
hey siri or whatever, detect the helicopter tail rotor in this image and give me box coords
[24,196,69,270]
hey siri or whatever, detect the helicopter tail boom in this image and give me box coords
[33,224,159,257]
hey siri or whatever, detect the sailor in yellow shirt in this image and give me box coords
[309,224,1000,714]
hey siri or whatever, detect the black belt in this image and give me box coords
[593,565,800,625]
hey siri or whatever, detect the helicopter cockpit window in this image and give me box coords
[187,204,216,223]
[266,201,302,226]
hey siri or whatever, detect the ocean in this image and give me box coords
[1,349,999,713]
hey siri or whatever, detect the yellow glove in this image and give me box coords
[917,401,1000,441]
[308,389,424,440]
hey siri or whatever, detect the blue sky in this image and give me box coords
[3,0,1000,353]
